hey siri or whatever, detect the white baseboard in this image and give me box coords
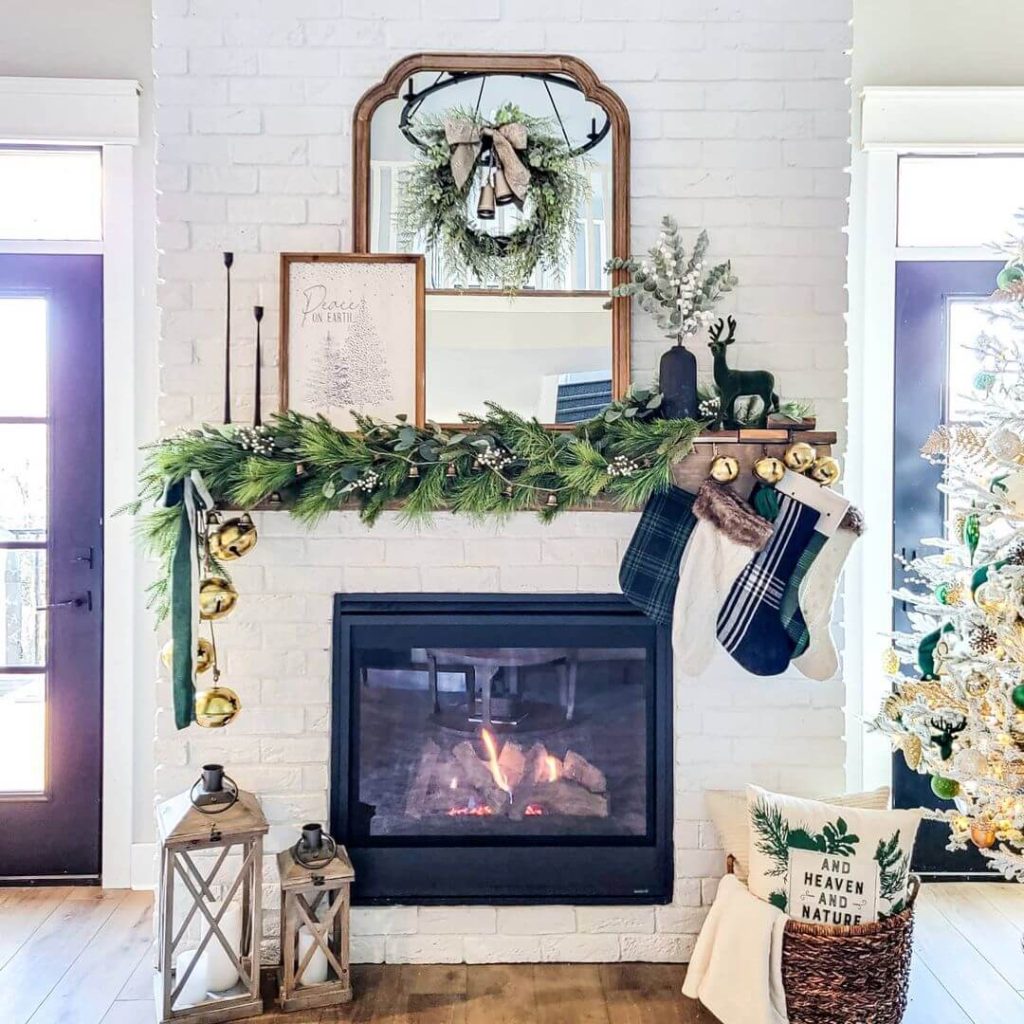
[130,842,157,890]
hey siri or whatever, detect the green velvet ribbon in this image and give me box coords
[161,472,212,730]
[917,622,954,680]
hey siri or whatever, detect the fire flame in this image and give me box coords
[545,755,559,783]
[481,728,512,799]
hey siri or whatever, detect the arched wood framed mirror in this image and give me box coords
[353,53,630,427]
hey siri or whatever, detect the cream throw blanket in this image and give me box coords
[682,873,789,1024]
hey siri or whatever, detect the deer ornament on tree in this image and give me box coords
[708,316,779,429]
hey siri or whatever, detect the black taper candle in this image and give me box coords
[223,252,234,424]
[253,305,264,427]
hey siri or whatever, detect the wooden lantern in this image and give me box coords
[276,823,354,1013]
[155,764,267,1024]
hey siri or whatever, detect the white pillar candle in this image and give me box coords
[204,900,242,992]
[174,947,208,1007]
[297,925,329,986]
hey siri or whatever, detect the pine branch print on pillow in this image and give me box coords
[745,785,920,923]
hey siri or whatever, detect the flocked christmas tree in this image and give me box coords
[876,229,1024,879]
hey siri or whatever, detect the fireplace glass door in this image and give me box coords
[331,595,672,904]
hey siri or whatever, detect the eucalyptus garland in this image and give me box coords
[127,390,697,620]
[396,103,591,290]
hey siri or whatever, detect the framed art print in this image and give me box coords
[280,253,425,429]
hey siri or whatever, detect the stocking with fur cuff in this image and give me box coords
[674,479,773,676]
[791,505,865,680]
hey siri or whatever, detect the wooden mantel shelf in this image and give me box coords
[241,429,837,516]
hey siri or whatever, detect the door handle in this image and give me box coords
[37,592,92,612]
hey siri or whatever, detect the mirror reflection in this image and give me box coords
[369,70,615,424]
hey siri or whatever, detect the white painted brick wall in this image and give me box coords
[152,0,852,962]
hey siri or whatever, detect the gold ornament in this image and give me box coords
[710,455,740,483]
[964,672,991,698]
[753,455,786,484]
[160,637,214,674]
[882,648,900,675]
[207,512,258,561]
[194,685,241,728]
[970,821,997,849]
[902,734,922,770]
[783,442,816,473]
[974,581,1011,618]
[809,455,841,486]
[199,577,238,620]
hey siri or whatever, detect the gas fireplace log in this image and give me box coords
[497,741,527,792]
[511,779,609,820]
[562,750,607,794]
[452,740,509,811]
[405,740,443,819]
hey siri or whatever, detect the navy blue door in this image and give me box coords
[892,260,1001,877]
[0,255,103,882]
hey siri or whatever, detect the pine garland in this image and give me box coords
[127,389,699,621]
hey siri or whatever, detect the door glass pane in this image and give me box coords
[0,424,47,534]
[0,673,44,792]
[0,149,101,241]
[898,156,1024,247]
[1,549,46,666]
[0,297,47,416]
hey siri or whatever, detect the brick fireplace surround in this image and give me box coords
[151,0,852,963]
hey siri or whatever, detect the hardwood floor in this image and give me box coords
[0,883,1021,1023]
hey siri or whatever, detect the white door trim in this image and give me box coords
[0,77,141,888]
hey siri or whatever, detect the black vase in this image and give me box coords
[659,344,698,419]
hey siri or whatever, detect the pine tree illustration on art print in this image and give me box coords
[303,330,353,410]
[341,296,394,407]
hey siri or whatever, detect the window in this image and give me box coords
[897,155,1024,247]
[0,148,102,241]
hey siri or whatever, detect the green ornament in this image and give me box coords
[973,370,996,392]
[1012,684,1024,711]
[934,581,960,606]
[996,264,1024,291]
[930,775,961,801]
[962,511,980,564]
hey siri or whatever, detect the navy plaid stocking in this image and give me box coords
[716,492,821,676]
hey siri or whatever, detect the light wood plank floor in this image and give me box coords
[1,883,1021,1023]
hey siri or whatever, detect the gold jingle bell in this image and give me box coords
[753,455,786,484]
[161,637,214,674]
[710,454,740,483]
[194,685,241,728]
[783,442,816,473]
[809,455,842,486]
[199,576,238,620]
[207,512,258,561]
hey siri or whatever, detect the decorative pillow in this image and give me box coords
[746,785,921,923]
[705,786,890,881]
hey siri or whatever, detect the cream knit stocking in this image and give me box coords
[673,480,773,677]
[792,506,865,681]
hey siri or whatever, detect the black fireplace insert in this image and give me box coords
[330,594,673,904]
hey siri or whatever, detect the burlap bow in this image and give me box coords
[444,118,531,202]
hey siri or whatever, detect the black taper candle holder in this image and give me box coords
[223,252,234,424]
[253,305,264,427]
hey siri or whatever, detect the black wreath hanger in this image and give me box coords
[398,70,611,163]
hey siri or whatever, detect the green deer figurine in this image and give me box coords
[708,316,779,429]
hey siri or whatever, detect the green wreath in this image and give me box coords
[396,103,591,291]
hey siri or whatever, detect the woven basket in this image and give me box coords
[725,855,919,1024]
